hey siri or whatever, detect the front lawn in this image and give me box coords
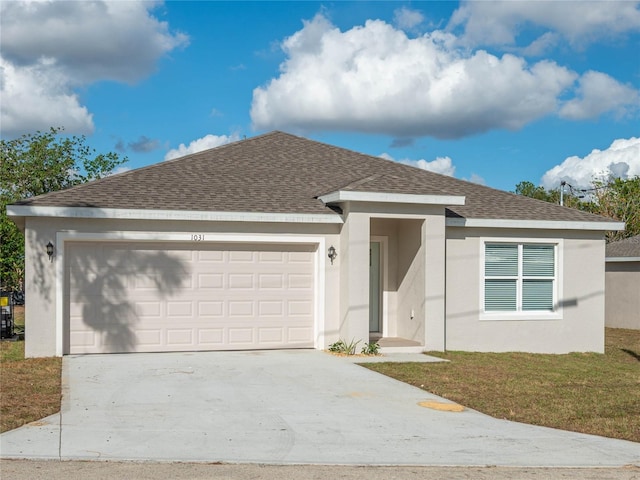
[0,306,62,433]
[365,328,640,443]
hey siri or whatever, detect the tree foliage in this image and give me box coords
[1,128,127,291]
[514,177,640,242]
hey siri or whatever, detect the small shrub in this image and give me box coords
[361,342,380,356]
[328,338,360,355]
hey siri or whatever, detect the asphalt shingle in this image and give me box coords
[606,235,640,258]
[13,131,620,224]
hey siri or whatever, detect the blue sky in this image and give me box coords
[1,1,639,192]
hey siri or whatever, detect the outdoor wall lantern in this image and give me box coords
[46,242,54,261]
[328,245,337,265]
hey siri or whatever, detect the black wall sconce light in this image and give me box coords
[46,242,54,261]
[328,245,337,265]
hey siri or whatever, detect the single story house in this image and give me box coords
[7,131,624,357]
[605,235,640,330]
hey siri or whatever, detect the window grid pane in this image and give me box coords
[485,279,517,311]
[523,245,555,277]
[522,280,554,311]
[485,244,518,277]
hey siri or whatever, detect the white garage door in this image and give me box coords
[67,242,316,354]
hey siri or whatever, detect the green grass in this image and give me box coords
[365,328,640,443]
[1,306,62,433]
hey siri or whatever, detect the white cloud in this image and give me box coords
[559,71,639,120]
[541,137,640,190]
[164,134,241,161]
[0,1,188,136]
[464,173,486,185]
[449,1,640,49]
[0,57,94,134]
[381,153,456,176]
[393,7,424,30]
[251,14,580,139]
[109,166,132,176]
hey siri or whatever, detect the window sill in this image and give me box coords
[480,312,562,322]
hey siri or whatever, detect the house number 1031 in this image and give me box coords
[191,234,205,241]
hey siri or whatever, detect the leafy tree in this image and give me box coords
[515,181,558,203]
[586,177,640,242]
[514,177,640,242]
[1,127,127,291]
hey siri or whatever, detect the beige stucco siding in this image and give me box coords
[605,261,640,329]
[23,216,341,357]
[445,227,606,353]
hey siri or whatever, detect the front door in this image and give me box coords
[369,242,381,333]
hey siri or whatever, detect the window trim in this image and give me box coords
[480,237,563,321]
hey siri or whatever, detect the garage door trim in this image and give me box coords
[55,231,326,356]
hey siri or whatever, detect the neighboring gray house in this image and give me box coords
[605,235,640,330]
[7,132,624,357]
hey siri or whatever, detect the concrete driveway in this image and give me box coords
[1,350,639,466]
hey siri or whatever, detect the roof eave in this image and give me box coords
[6,205,344,224]
[446,217,626,231]
[318,190,466,206]
[606,256,640,262]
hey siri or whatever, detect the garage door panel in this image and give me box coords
[198,301,224,316]
[288,274,313,289]
[229,251,254,262]
[167,302,192,317]
[135,329,162,348]
[68,242,316,354]
[229,328,254,344]
[259,274,283,289]
[166,329,193,345]
[198,273,223,289]
[259,328,284,343]
[228,274,254,289]
[198,329,224,345]
[259,251,285,263]
[288,327,313,342]
[197,250,224,262]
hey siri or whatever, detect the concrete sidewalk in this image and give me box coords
[1,350,639,466]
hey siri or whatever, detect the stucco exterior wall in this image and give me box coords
[445,227,606,353]
[605,261,640,329]
[338,209,370,345]
[22,216,341,357]
[395,220,425,343]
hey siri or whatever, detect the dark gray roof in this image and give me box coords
[606,235,640,258]
[13,131,619,224]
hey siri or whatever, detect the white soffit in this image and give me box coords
[446,217,626,231]
[318,190,465,206]
[6,205,343,224]
[606,257,640,262]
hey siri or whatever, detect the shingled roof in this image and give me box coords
[606,235,640,258]
[13,131,620,225]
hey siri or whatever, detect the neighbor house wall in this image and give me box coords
[605,261,640,329]
[445,227,606,353]
[22,216,341,357]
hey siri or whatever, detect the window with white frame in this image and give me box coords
[484,243,556,312]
